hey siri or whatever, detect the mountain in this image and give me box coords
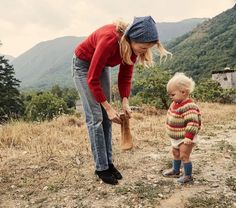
[12,18,206,90]
[12,36,85,90]
[157,18,207,42]
[164,4,236,80]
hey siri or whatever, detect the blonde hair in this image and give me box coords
[167,73,195,94]
[114,20,172,67]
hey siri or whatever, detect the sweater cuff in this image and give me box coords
[184,132,195,140]
[119,87,130,99]
[95,95,107,103]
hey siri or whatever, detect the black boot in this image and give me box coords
[109,164,123,180]
[95,169,118,185]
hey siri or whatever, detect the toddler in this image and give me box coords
[163,73,201,183]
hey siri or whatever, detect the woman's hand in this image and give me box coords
[106,107,122,124]
[101,101,122,124]
[122,97,132,118]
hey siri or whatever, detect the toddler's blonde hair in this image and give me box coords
[114,20,172,66]
[167,73,195,94]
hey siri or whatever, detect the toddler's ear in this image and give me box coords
[181,90,187,95]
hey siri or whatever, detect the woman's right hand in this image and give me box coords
[101,101,122,124]
[106,107,122,124]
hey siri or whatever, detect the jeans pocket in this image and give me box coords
[71,55,76,77]
[74,58,90,77]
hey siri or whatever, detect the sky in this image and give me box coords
[0,0,235,57]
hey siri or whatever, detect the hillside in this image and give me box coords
[0,103,236,207]
[12,36,85,90]
[157,18,207,42]
[11,19,206,90]
[164,4,236,80]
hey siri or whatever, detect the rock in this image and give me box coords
[158,193,164,198]
[211,183,219,188]
[43,186,48,191]
[147,174,155,180]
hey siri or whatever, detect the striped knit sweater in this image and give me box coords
[166,99,201,140]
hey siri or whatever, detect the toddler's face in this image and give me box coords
[168,87,189,103]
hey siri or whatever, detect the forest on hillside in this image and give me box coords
[163,4,236,80]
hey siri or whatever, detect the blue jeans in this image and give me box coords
[72,55,112,171]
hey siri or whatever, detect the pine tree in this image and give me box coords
[0,55,23,122]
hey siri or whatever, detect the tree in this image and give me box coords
[132,65,171,109]
[0,56,23,122]
[50,85,79,109]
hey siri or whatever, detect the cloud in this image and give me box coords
[0,0,235,56]
[1,0,78,29]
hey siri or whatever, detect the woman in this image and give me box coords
[72,16,171,185]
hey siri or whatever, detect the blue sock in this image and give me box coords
[183,161,192,176]
[173,160,181,172]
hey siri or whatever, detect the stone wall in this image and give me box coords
[212,69,236,89]
[212,68,236,102]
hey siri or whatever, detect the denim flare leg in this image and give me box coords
[72,56,112,171]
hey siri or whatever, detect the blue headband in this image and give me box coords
[125,16,159,42]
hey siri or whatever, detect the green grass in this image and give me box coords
[226,176,236,191]
[185,194,233,208]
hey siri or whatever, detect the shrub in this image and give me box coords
[25,92,68,121]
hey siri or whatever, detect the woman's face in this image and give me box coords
[130,41,156,55]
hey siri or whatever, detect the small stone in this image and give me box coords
[43,186,48,191]
[75,156,81,166]
[211,183,219,188]
[158,193,164,198]
[147,174,155,180]
[30,199,35,204]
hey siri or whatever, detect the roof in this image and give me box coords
[212,68,236,74]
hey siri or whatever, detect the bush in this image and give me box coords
[193,79,236,103]
[25,92,68,121]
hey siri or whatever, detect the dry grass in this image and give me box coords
[0,103,236,207]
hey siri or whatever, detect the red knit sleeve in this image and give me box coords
[87,35,115,103]
[118,55,136,98]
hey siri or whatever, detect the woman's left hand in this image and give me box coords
[122,97,132,118]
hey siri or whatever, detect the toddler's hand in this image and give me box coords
[183,138,192,144]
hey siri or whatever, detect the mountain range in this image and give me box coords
[9,18,206,90]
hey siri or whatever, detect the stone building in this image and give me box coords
[212,67,236,89]
[212,67,236,102]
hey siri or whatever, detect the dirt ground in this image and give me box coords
[0,103,236,208]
